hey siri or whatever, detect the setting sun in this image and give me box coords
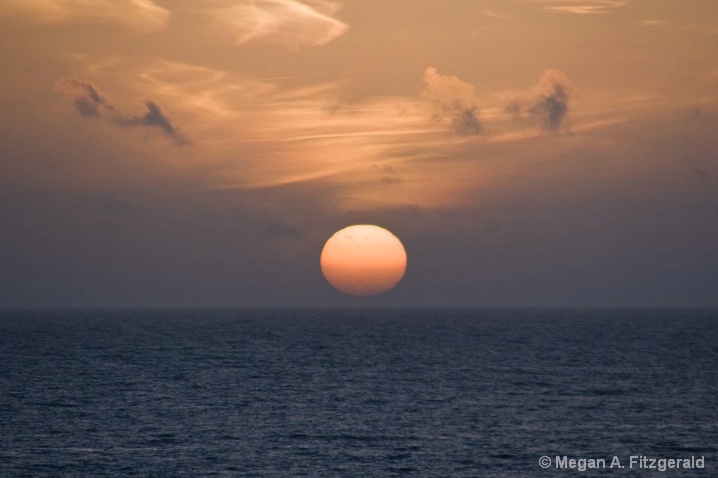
[320,225,407,297]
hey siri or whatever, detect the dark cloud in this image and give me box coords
[505,69,572,132]
[691,168,708,179]
[451,106,481,135]
[73,194,142,217]
[529,69,572,131]
[117,100,191,146]
[688,107,717,125]
[422,67,482,135]
[381,175,402,185]
[483,216,503,235]
[263,221,302,239]
[56,78,190,146]
[504,100,522,118]
[378,165,402,185]
[58,78,116,117]
[97,195,142,217]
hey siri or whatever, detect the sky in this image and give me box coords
[1,0,717,308]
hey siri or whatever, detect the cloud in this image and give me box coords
[506,69,573,132]
[482,10,511,20]
[216,0,348,47]
[57,78,116,117]
[263,221,302,239]
[76,194,142,217]
[118,100,191,146]
[529,69,572,131]
[379,166,402,185]
[57,78,190,146]
[0,0,169,31]
[640,20,667,27]
[532,0,628,15]
[422,67,482,135]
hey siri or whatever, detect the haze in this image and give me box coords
[1,0,716,307]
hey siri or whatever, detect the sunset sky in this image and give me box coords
[1,0,717,307]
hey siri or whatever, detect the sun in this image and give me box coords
[320,225,407,297]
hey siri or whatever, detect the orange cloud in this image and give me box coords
[0,0,169,31]
[422,67,482,135]
[533,0,628,15]
[215,0,348,47]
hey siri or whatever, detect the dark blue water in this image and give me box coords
[1,308,716,477]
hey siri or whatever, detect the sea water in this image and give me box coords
[1,308,716,476]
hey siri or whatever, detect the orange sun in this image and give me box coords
[320,225,407,297]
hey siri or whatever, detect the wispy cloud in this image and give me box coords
[56,58,635,212]
[482,10,511,20]
[215,0,348,47]
[639,20,667,27]
[129,60,591,208]
[57,78,190,146]
[0,0,169,31]
[525,0,628,15]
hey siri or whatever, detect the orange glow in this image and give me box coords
[320,225,407,297]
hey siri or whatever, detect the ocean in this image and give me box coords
[1,308,716,477]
